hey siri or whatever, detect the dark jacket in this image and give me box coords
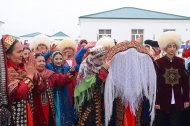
[156,56,189,113]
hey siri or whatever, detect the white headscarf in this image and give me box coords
[104,48,156,126]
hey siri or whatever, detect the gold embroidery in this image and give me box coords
[107,42,149,61]
[115,98,125,126]
[163,67,181,86]
[77,88,103,126]
[4,36,15,48]
[8,79,19,94]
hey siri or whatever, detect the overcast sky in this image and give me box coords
[0,0,190,39]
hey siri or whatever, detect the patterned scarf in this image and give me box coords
[77,46,107,83]
[0,38,11,126]
[74,46,106,109]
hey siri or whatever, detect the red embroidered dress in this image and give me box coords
[7,59,34,126]
[33,69,71,126]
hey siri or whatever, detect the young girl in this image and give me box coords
[46,51,76,126]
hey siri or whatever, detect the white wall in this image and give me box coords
[51,36,65,41]
[19,37,34,45]
[79,18,190,42]
[19,36,68,46]
[0,21,4,37]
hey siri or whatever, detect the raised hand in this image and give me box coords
[155,105,160,109]
[84,42,96,49]
[50,44,58,52]
[25,54,36,80]
[103,58,112,70]
[184,102,190,108]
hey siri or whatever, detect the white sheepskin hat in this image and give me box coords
[96,37,115,49]
[57,37,77,52]
[158,31,182,51]
[30,34,51,51]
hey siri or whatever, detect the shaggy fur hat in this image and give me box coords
[30,34,50,51]
[57,37,77,52]
[96,37,115,49]
[158,31,182,51]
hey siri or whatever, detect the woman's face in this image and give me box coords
[37,44,48,54]
[62,48,74,60]
[7,42,23,66]
[92,55,106,67]
[145,46,150,52]
[23,49,31,61]
[53,54,63,66]
[81,43,87,48]
[35,56,46,72]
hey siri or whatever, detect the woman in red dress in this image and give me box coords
[32,53,73,126]
[2,35,36,126]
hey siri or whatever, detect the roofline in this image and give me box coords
[51,32,68,37]
[20,35,38,37]
[0,21,5,24]
[79,7,190,19]
[51,35,68,37]
[79,17,190,20]
[79,7,127,18]
[19,32,41,37]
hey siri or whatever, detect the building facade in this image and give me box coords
[79,7,190,43]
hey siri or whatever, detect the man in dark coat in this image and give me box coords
[155,31,190,126]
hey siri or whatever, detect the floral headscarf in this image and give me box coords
[77,45,107,83]
[74,46,107,109]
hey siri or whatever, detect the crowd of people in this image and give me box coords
[0,31,190,126]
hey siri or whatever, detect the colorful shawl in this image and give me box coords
[74,46,106,109]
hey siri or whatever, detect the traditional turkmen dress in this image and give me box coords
[7,60,34,126]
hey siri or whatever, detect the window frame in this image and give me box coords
[131,29,144,41]
[98,29,112,40]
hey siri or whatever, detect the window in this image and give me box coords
[98,29,111,39]
[163,29,176,32]
[131,29,144,41]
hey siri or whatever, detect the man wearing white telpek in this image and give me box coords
[104,42,157,126]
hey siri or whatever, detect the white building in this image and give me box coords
[51,31,68,41]
[79,7,190,44]
[19,32,42,44]
[0,21,5,37]
[19,31,69,45]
